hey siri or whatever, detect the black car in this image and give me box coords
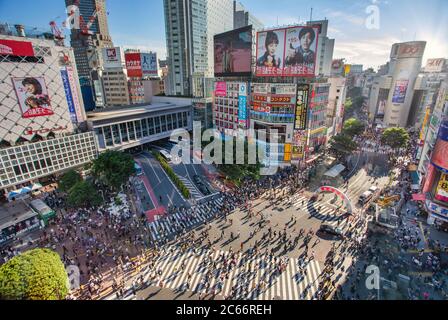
[319,224,344,238]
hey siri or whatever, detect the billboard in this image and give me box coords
[294,84,310,130]
[435,173,448,203]
[214,25,252,77]
[425,58,446,73]
[125,53,143,77]
[215,82,227,96]
[12,77,53,118]
[431,120,448,173]
[292,130,306,161]
[141,52,158,76]
[102,47,123,68]
[377,99,386,117]
[60,68,78,123]
[331,59,344,76]
[256,26,319,77]
[397,42,426,59]
[0,39,35,57]
[391,80,409,104]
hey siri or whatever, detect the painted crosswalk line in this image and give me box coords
[140,248,323,300]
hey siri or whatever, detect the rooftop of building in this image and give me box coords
[0,200,38,231]
[87,101,192,122]
[0,22,59,43]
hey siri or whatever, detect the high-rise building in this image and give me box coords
[367,41,426,128]
[163,0,234,96]
[0,30,97,192]
[233,1,264,31]
[65,0,114,109]
[307,19,335,77]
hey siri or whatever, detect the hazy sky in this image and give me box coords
[1,0,447,69]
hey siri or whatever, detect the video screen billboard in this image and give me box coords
[12,77,54,118]
[214,25,252,77]
[256,26,319,77]
[125,53,143,77]
[392,80,409,104]
[435,173,448,203]
[141,52,158,76]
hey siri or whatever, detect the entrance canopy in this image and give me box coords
[324,164,346,178]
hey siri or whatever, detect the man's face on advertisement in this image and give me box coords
[301,32,312,51]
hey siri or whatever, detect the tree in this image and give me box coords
[381,127,410,149]
[58,169,82,192]
[0,249,68,300]
[343,118,365,137]
[67,180,102,207]
[330,134,358,155]
[91,150,135,189]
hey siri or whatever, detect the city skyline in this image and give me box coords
[0,0,446,69]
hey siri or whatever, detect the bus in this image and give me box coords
[159,150,172,162]
[134,162,143,176]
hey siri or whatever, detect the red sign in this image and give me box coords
[412,194,426,201]
[0,39,35,57]
[271,96,291,103]
[125,53,143,78]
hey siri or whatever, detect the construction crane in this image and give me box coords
[65,0,101,36]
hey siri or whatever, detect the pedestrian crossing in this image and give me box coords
[140,247,323,300]
[147,197,224,243]
[289,194,349,223]
[178,176,203,199]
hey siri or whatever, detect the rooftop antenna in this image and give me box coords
[310,7,313,22]
[276,16,279,26]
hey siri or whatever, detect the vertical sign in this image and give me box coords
[60,68,78,123]
[294,84,309,130]
[238,83,248,128]
[66,66,84,122]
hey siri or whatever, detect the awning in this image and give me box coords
[324,164,346,178]
[412,194,426,201]
[305,154,322,164]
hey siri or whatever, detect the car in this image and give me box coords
[368,186,379,193]
[319,224,344,237]
[358,191,373,205]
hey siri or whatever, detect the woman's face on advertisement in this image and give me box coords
[301,32,312,51]
[268,42,277,56]
[24,83,36,95]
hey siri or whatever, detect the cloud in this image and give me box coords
[326,11,365,26]
[112,33,167,59]
[334,36,401,68]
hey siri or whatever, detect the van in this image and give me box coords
[359,191,373,204]
[369,186,379,193]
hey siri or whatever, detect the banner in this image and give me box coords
[12,77,53,118]
[0,39,35,56]
[294,84,310,130]
[102,47,123,68]
[66,66,84,123]
[256,26,319,77]
[238,83,248,128]
[125,53,143,77]
[141,52,158,75]
[392,80,409,104]
[60,68,78,123]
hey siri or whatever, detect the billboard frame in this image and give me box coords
[255,25,319,78]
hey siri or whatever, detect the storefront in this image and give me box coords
[0,201,41,246]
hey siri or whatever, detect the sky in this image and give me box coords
[0,0,447,69]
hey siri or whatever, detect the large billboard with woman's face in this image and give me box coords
[256,26,319,77]
[12,77,54,118]
[214,25,253,77]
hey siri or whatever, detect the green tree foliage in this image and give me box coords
[343,118,366,137]
[91,150,135,189]
[381,127,410,149]
[67,180,102,207]
[58,169,82,192]
[0,249,68,300]
[153,151,191,199]
[330,134,358,155]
